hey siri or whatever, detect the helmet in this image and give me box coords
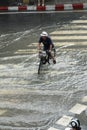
[40,31,48,37]
[69,118,80,129]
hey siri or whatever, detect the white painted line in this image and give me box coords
[27,6,36,11]
[27,43,37,47]
[71,20,87,23]
[0,110,7,115]
[8,6,18,11]
[28,41,87,48]
[14,51,36,54]
[83,3,87,9]
[46,5,55,11]
[15,49,37,54]
[69,103,87,114]
[63,25,87,29]
[48,127,60,130]
[82,96,87,102]
[0,88,30,95]
[54,43,75,47]
[51,36,87,40]
[16,49,37,52]
[56,115,73,126]
[31,43,37,45]
[52,41,87,45]
[50,30,87,34]
[64,4,73,10]
[0,89,74,96]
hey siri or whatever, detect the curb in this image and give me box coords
[0,3,87,12]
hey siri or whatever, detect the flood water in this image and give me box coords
[0,11,87,130]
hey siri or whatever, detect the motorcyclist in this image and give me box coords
[38,31,56,64]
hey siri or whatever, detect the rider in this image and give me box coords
[65,118,81,130]
[38,31,56,64]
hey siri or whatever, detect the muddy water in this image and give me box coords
[0,11,87,130]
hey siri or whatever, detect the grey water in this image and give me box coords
[0,11,87,130]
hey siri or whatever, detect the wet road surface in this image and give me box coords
[0,11,87,130]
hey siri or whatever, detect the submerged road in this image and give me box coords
[0,11,87,130]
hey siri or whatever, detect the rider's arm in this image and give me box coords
[48,37,53,51]
[38,43,41,50]
[49,44,52,51]
[38,37,42,50]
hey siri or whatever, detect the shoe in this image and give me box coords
[53,60,56,64]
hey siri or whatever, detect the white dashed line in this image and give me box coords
[51,36,87,40]
[82,96,87,102]
[0,109,7,115]
[69,103,87,114]
[50,30,87,34]
[48,127,60,130]
[56,115,73,126]
[71,20,87,23]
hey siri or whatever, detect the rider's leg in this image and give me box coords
[48,50,56,64]
[52,48,56,64]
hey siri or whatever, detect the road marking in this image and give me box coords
[15,49,38,54]
[71,20,87,23]
[28,43,37,47]
[55,42,87,47]
[27,42,87,48]
[15,51,36,54]
[50,30,87,34]
[0,89,74,96]
[48,127,60,130]
[56,115,73,126]
[15,49,37,52]
[0,109,7,115]
[51,36,87,40]
[0,88,29,95]
[61,25,87,29]
[69,103,87,114]
[82,96,87,102]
